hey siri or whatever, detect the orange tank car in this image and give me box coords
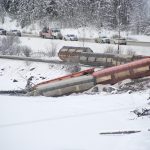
[92,58,150,85]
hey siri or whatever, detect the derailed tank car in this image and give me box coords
[58,46,147,67]
[32,75,95,97]
[92,58,150,85]
[32,68,95,90]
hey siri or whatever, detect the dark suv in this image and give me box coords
[7,30,21,37]
[0,28,6,35]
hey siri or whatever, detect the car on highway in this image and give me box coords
[39,27,63,39]
[63,34,78,41]
[95,36,110,44]
[6,30,21,36]
[113,38,127,45]
[101,37,110,44]
[0,28,6,35]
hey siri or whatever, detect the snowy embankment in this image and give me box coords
[0,93,150,150]
[0,59,68,90]
[128,35,150,42]
[20,36,150,56]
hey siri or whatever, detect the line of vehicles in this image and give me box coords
[39,27,127,44]
[0,28,21,36]
[95,36,127,45]
[39,27,78,41]
[0,26,127,44]
[0,27,79,41]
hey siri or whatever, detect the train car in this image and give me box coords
[58,46,148,67]
[28,58,150,97]
[32,75,95,97]
[58,46,93,62]
[32,67,95,90]
[78,53,137,66]
[92,58,150,85]
[78,52,115,67]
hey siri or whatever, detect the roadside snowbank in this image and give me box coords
[128,35,150,42]
[20,36,150,56]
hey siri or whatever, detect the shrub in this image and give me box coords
[0,36,20,55]
[104,46,115,54]
[0,36,32,56]
[46,42,57,57]
[21,46,32,57]
[104,45,123,55]
[126,48,136,56]
[65,64,81,73]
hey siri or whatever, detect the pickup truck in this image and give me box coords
[39,27,63,39]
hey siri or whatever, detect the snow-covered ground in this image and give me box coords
[0,18,150,150]
[128,35,150,42]
[0,59,69,90]
[0,93,150,150]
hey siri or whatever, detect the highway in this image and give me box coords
[1,33,150,48]
[22,33,150,47]
[127,41,150,47]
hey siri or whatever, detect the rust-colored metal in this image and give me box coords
[58,46,150,67]
[93,58,150,84]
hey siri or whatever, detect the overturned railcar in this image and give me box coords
[93,58,150,85]
[58,46,93,62]
[32,68,95,90]
[58,46,147,67]
[32,75,95,97]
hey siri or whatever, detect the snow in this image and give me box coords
[0,16,21,31]
[0,59,67,90]
[0,93,150,150]
[128,35,150,42]
[61,27,99,39]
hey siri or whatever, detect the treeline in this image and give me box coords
[0,0,150,34]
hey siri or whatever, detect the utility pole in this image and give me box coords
[117,0,121,54]
[83,26,85,47]
[82,5,86,48]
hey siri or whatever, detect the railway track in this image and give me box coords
[0,54,105,69]
[0,55,66,64]
[0,90,27,96]
[0,54,90,67]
